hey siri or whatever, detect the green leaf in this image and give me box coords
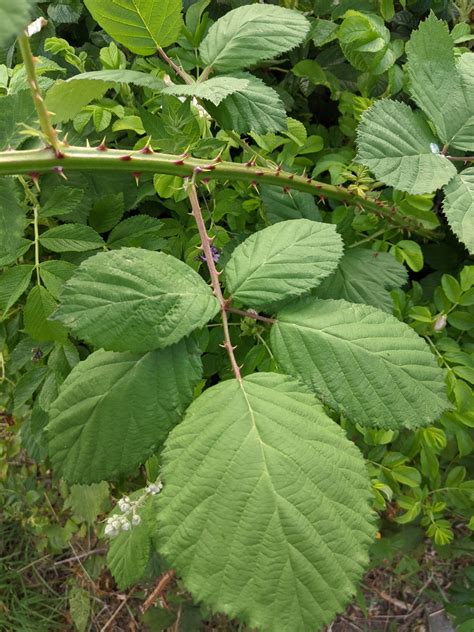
[84,0,183,55]
[443,167,474,254]
[47,337,201,483]
[406,14,474,151]
[225,219,343,309]
[261,185,322,224]
[65,482,110,525]
[24,286,68,343]
[14,367,48,411]
[209,73,287,135]
[88,193,124,233]
[107,215,165,250]
[315,249,407,312]
[40,187,85,219]
[157,373,374,631]
[0,91,37,150]
[39,224,105,252]
[0,0,31,47]
[270,298,449,429]
[68,69,164,90]
[199,4,309,72]
[107,491,158,589]
[0,178,28,260]
[163,76,249,106]
[46,79,112,124]
[338,10,395,75]
[54,248,219,352]
[39,260,76,300]
[356,100,457,194]
[0,265,33,314]
[69,585,90,632]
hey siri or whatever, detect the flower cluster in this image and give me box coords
[104,480,163,538]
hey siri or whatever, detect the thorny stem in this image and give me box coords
[17,32,60,151]
[188,181,242,381]
[0,147,439,240]
[157,47,194,85]
[18,176,41,285]
[446,155,474,162]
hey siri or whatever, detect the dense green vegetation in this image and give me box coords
[0,1,473,630]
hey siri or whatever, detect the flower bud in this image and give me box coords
[121,519,131,531]
[118,498,131,512]
[434,313,447,332]
[131,514,141,526]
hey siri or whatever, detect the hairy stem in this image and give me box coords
[0,147,439,239]
[188,181,242,381]
[18,33,59,151]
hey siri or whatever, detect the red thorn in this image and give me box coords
[288,173,294,180]
[54,149,65,159]
[53,166,67,180]
[306,178,312,184]
[283,187,291,194]
[97,143,107,151]
[28,172,40,191]
[315,184,322,189]
[213,155,223,163]
[204,164,216,171]
[173,159,186,165]
[202,178,210,184]
[245,159,256,167]
[120,155,133,161]
[194,166,204,174]
[319,195,327,203]
[141,145,153,154]
[132,171,141,186]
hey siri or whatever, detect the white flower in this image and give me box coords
[121,519,131,531]
[118,498,131,512]
[131,514,141,526]
[104,523,118,537]
[146,481,163,495]
[111,518,121,530]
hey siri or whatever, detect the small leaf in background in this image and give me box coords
[40,187,85,219]
[39,224,105,252]
[69,584,90,632]
[225,219,343,309]
[24,286,68,343]
[315,249,407,312]
[0,178,28,260]
[88,192,124,233]
[54,248,219,352]
[392,240,424,272]
[39,261,77,300]
[200,4,310,72]
[14,367,48,412]
[0,0,31,47]
[0,265,34,314]
[261,185,322,224]
[84,0,183,55]
[107,215,166,250]
[270,298,449,429]
[45,79,113,123]
[356,100,457,194]
[158,373,374,632]
[65,482,110,525]
[0,91,37,150]
[443,168,474,255]
[47,338,202,483]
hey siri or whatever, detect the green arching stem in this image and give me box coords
[0,146,438,239]
[17,32,60,152]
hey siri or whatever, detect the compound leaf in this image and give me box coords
[157,372,374,632]
[200,4,309,72]
[406,13,474,151]
[315,248,407,312]
[270,298,449,429]
[54,248,219,352]
[356,99,457,194]
[225,219,343,309]
[443,167,474,254]
[84,0,183,55]
[47,337,202,483]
